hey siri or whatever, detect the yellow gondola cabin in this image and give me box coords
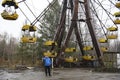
[114,12,120,17]
[115,2,120,8]
[21,36,37,43]
[114,19,120,24]
[83,46,93,51]
[64,57,78,63]
[2,0,18,9]
[1,0,19,20]
[21,36,29,43]
[29,37,37,43]
[44,40,57,46]
[98,38,107,43]
[107,34,118,39]
[101,47,108,52]
[65,48,76,52]
[107,27,118,31]
[1,11,18,20]
[43,51,57,58]
[22,25,37,31]
[82,55,95,61]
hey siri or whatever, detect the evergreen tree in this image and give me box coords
[37,0,61,59]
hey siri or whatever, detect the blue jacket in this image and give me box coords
[43,57,52,66]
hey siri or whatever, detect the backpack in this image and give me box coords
[43,57,52,66]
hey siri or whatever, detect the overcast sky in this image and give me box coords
[0,0,52,39]
[0,0,118,40]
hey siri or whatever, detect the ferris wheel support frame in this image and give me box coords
[51,0,104,67]
[51,0,67,52]
[52,0,84,57]
[61,0,84,56]
[84,0,104,66]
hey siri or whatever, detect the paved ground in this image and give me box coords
[0,68,120,80]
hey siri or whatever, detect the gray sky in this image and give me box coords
[0,0,118,39]
[0,0,52,38]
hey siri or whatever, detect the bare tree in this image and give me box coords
[0,32,18,66]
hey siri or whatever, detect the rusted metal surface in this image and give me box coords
[51,0,67,51]
[83,0,104,66]
[61,0,79,52]
[51,0,104,67]
[74,19,84,56]
[52,0,84,57]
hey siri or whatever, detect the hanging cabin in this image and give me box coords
[44,40,57,46]
[114,19,120,24]
[64,57,78,63]
[43,51,57,57]
[114,12,120,17]
[21,36,37,43]
[98,38,107,43]
[22,25,37,31]
[107,26,118,31]
[101,47,108,52]
[115,2,120,8]
[2,0,18,9]
[1,11,18,20]
[83,46,93,51]
[65,48,76,53]
[1,0,18,20]
[29,37,37,43]
[107,26,118,39]
[82,55,95,61]
[107,34,118,39]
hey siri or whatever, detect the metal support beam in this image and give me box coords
[55,0,84,56]
[61,0,79,53]
[51,0,67,51]
[84,0,104,66]
[74,22,84,55]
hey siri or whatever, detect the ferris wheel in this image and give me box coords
[48,0,120,66]
[1,0,120,67]
[0,0,54,43]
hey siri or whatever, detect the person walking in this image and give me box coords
[43,56,52,76]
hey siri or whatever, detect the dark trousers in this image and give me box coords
[44,66,51,76]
